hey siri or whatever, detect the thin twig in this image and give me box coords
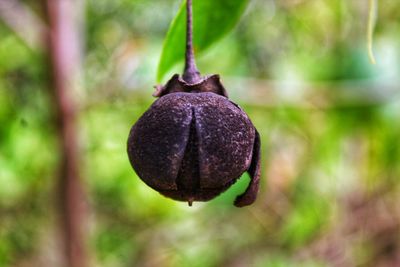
[367,0,377,64]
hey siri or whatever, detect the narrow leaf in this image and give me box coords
[157,0,249,82]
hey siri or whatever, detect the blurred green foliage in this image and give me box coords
[1,0,400,266]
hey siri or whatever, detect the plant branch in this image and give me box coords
[0,0,46,50]
[44,0,87,267]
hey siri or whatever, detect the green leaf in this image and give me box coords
[157,0,250,82]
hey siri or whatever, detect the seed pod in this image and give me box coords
[127,0,261,207]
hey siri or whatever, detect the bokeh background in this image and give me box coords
[1,0,400,266]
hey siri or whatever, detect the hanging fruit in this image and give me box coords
[127,0,261,207]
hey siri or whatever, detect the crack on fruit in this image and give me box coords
[176,107,200,196]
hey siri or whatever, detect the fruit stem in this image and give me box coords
[182,0,201,84]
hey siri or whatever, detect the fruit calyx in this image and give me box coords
[153,74,228,97]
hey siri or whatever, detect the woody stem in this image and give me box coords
[182,0,201,84]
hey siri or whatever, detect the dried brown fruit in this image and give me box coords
[127,0,261,207]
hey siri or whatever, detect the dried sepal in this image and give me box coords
[234,130,261,207]
[153,74,228,98]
